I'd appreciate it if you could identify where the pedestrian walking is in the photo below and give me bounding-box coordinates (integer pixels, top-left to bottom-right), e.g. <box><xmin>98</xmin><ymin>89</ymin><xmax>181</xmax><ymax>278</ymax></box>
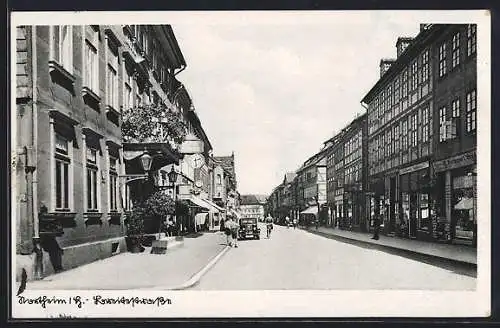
<box><xmin>229</xmin><ymin>217</ymin><xmax>239</xmax><ymax>248</ymax></box>
<box><xmin>293</xmin><ymin>217</ymin><xmax>298</xmax><ymax>229</ymax></box>
<box><xmin>224</xmin><ymin>218</ymin><xmax>232</xmax><ymax>246</ymax></box>
<box><xmin>315</xmin><ymin>217</ymin><xmax>319</xmax><ymax>230</ymax></box>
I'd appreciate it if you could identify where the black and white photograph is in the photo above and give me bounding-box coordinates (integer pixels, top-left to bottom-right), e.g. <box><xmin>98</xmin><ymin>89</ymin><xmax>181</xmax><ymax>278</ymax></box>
<box><xmin>10</xmin><ymin>10</ymin><xmax>490</xmax><ymax>318</ymax></box>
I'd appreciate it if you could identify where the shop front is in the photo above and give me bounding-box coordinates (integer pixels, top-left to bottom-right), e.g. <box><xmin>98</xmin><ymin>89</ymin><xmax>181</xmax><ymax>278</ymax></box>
<box><xmin>398</xmin><ymin>161</ymin><xmax>431</xmax><ymax>241</ymax></box>
<box><xmin>433</xmin><ymin>151</ymin><xmax>476</xmax><ymax>246</ymax></box>
<box><xmin>367</xmin><ymin>176</ymin><xmax>385</xmax><ymax>232</ymax></box>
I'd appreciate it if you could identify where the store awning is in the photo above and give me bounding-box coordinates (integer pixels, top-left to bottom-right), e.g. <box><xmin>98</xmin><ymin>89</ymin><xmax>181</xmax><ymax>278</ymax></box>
<box><xmin>454</xmin><ymin>198</ymin><xmax>474</xmax><ymax>210</ymax></box>
<box><xmin>195</xmin><ymin>213</ymin><xmax>208</xmax><ymax>225</ymax></box>
<box><xmin>202</xmin><ymin>198</ymin><xmax>224</xmax><ymax>213</ymax></box>
<box><xmin>179</xmin><ymin>195</ymin><xmax>210</xmax><ymax>211</ymax></box>
<box><xmin>300</xmin><ymin>206</ymin><xmax>318</xmax><ymax>215</ymax></box>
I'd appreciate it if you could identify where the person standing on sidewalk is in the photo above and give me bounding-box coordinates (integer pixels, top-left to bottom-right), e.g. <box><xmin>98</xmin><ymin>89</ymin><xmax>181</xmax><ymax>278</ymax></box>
<box><xmin>372</xmin><ymin>208</ymin><xmax>381</xmax><ymax>240</ymax></box>
<box><xmin>293</xmin><ymin>217</ymin><xmax>298</xmax><ymax>229</ymax></box>
<box><xmin>229</xmin><ymin>217</ymin><xmax>239</xmax><ymax>248</ymax></box>
<box><xmin>224</xmin><ymin>218</ymin><xmax>232</xmax><ymax>246</ymax></box>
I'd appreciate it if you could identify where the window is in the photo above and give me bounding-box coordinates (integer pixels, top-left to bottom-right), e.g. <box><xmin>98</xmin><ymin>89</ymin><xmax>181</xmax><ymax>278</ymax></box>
<box><xmin>394</xmin><ymin>77</ymin><xmax>400</xmax><ymax>103</ymax></box>
<box><xmin>402</xmin><ymin>69</ymin><xmax>408</xmax><ymax>98</ymax></box>
<box><xmin>452</xmin><ymin>32</ymin><xmax>460</xmax><ymax>68</ymax></box>
<box><xmin>419</xmin><ymin>193</ymin><xmax>430</xmax><ymax>230</ymax></box>
<box><xmin>422</xmin><ymin>50</ymin><xmax>429</xmax><ymax>82</ymax></box>
<box><xmin>84</xmin><ymin>27</ymin><xmax>99</xmax><ymax>93</ymax></box>
<box><xmin>109</xmin><ymin>156</ymin><xmax>118</xmax><ymax>212</ymax></box>
<box><xmin>106</xmin><ymin>43</ymin><xmax>119</xmax><ymax>109</ymax></box>
<box><xmin>402</xmin><ymin>119</ymin><xmax>408</xmax><ymax>150</ymax></box>
<box><xmin>467</xmin><ymin>24</ymin><xmax>477</xmax><ymax>57</ymax></box>
<box><xmin>217</xmin><ymin>174</ymin><xmax>222</xmax><ymax>185</ymax></box>
<box><xmin>422</xmin><ymin>105</ymin><xmax>430</xmax><ymax>142</ymax></box>
<box><xmin>439</xmin><ymin>42</ymin><xmax>447</xmax><ymax>77</ymax></box>
<box><xmin>411</xmin><ymin>60</ymin><xmax>418</xmax><ymax>91</ymax></box>
<box><xmin>466</xmin><ymin>89</ymin><xmax>477</xmax><ymax>132</ymax></box>
<box><xmin>411</xmin><ymin>114</ymin><xmax>418</xmax><ymax>147</ymax></box>
<box><xmin>439</xmin><ymin>106</ymin><xmax>447</xmax><ymax>142</ymax></box>
<box><xmin>55</xmin><ymin>133</ymin><xmax>71</xmax><ymax>211</ymax></box>
<box><xmin>50</xmin><ymin>25</ymin><xmax>73</xmax><ymax>73</ymax></box>
<box><xmin>86</xmin><ymin>146</ymin><xmax>99</xmax><ymax>211</ymax></box>
<box><xmin>452</xmin><ymin>98</ymin><xmax>460</xmax><ymax>118</ymax></box>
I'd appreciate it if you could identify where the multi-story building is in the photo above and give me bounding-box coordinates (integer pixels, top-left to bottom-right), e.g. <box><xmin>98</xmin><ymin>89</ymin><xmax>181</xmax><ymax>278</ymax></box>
<box><xmin>239</xmin><ymin>195</ymin><xmax>267</xmax><ymax>221</ymax></box>
<box><xmin>213</xmin><ymin>153</ymin><xmax>240</xmax><ymax>219</ymax></box>
<box><xmin>361</xmin><ymin>24</ymin><xmax>477</xmax><ymax>245</ymax></box>
<box><xmin>15</xmin><ymin>24</ymin><xmax>187</xmax><ymax>280</ymax></box>
<box><xmin>296</xmin><ymin>150</ymin><xmax>328</xmax><ymax>225</ymax></box>
<box><xmin>432</xmin><ymin>24</ymin><xmax>477</xmax><ymax>245</ymax></box>
<box><xmin>281</xmin><ymin>172</ymin><xmax>297</xmax><ymax>220</ymax></box>
<box><xmin>325</xmin><ymin>113</ymin><xmax>368</xmax><ymax>231</ymax></box>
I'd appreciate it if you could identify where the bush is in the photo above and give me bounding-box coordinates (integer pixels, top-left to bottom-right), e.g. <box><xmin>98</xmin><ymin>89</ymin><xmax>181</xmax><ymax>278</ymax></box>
<box><xmin>126</xmin><ymin>207</ymin><xmax>145</xmax><ymax>237</ymax></box>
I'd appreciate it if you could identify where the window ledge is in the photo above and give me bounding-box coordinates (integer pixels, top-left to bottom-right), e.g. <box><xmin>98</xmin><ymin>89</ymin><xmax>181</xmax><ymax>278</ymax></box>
<box><xmin>49</xmin><ymin>60</ymin><xmax>76</xmax><ymax>84</ymax></box>
<box><xmin>82</xmin><ymin>86</ymin><xmax>101</xmax><ymax>103</ymax></box>
<box><xmin>106</xmin><ymin>105</ymin><xmax>120</xmax><ymax>117</ymax></box>
<box><xmin>41</xmin><ymin>211</ymin><xmax>77</xmax><ymax>220</ymax></box>
<box><xmin>84</xmin><ymin>212</ymin><xmax>103</xmax><ymax>226</ymax></box>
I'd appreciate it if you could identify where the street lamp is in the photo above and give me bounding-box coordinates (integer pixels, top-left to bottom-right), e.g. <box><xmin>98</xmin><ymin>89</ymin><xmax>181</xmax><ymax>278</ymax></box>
<box><xmin>140</xmin><ymin>153</ymin><xmax>153</xmax><ymax>173</ymax></box>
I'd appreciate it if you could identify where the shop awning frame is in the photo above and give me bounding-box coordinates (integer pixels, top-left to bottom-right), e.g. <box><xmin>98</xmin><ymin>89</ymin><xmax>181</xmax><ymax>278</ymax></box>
<box><xmin>300</xmin><ymin>206</ymin><xmax>318</xmax><ymax>215</ymax></box>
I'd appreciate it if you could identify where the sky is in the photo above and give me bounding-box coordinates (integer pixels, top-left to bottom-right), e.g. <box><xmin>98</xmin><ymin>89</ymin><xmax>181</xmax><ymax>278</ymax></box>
<box><xmin>172</xmin><ymin>12</ymin><xmax>421</xmax><ymax>195</ymax></box>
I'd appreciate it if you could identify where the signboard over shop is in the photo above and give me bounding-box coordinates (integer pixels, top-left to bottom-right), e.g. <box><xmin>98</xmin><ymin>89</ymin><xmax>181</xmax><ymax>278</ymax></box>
<box><xmin>433</xmin><ymin>151</ymin><xmax>476</xmax><ymax>172</ymax></box>
<box><xmin>399</xmin><ymin>161</ymin><xmax>429</xmax><ymax>175</ymax></box>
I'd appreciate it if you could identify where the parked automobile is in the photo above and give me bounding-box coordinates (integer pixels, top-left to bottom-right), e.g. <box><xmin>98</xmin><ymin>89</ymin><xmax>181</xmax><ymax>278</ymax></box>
<box><xmin>238</xmin><ymin>218</ymin><xmax>261</xmax><ymax>240</ymax></box>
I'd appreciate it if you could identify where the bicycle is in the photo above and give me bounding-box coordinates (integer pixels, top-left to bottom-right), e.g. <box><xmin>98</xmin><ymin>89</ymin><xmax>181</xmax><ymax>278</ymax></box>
<box><xmin>266</xmin><ymin>224</ymin><xmax>273</xmax><ymax>238</ymax></box>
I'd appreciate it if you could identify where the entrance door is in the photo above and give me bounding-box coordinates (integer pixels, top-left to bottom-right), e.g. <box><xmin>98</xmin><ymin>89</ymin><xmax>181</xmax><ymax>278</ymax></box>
<box><xmin>389</xmin><ymin>177</ymin><xmax>396</xmax><ymax>234</ymax></box>
<box><xmin>409</xmin><ymin>193</ymin><xmax>418</xmax><ymax>238</ymax></box>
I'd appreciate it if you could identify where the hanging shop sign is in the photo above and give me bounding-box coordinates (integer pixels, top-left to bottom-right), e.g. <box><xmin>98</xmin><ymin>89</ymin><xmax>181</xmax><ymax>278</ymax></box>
<box><xmin>179</xmin><ymin>133</ymin><xmax>204</xmax><ymax>154</ymax></box>
<box><xmin>433</xmin><ymin>151</ymin><xmax>476</xmax><ymax>172</ymax></box>
<box><xmin>399</xmin><ymin>161</ymin><xmax>429</xmax><ymax>175</ymax></box>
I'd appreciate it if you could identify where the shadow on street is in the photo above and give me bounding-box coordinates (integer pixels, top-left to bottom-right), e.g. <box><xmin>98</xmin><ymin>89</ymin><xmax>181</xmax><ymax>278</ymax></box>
<box><xmin>310</xmin><ymin>229</ymin><xmax>477</xmax><ymax>278</ymax></box>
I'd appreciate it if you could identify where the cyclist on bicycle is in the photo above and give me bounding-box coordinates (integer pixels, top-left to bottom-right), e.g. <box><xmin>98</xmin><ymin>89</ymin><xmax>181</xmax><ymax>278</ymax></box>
<box><xmin>265</xmin><ymin>215</ymin><xmax>274</xmax><ymax>238</ymax></box>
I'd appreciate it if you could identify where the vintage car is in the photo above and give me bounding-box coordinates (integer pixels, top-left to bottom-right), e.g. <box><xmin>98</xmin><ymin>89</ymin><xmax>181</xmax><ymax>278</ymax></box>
<box><xmin>238</xmin><ymin>218</ymin><xmax>261</xmax><ymax>240</ymax></box>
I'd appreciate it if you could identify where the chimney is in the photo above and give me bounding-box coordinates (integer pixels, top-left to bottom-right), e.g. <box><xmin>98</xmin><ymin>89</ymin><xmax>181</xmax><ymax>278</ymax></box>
<box><xmin>420</xmin><ymin>24</ymin><xmax>432</xmax><ymax>32</ymax></box>
<box><xmin>379</xmin><ymin>58</ymin><xmax>396</xmax><ymax>77</ymax></box>
<box><xmin>396</xmin><ymin>37</ymin><xmax>414</xmax><ymax>58</ymax></box>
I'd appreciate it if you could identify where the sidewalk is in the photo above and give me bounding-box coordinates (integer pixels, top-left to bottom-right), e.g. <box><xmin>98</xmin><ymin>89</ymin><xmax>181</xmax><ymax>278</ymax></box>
<box><xmin>26</xmin><ymin>232</ymin><xmax>229</xmax><ymax>290</ymax></box>
<box><xmin>302</xmin><ymin>225</ymin><xmax>477</xmax><ymax>266</ymax></box>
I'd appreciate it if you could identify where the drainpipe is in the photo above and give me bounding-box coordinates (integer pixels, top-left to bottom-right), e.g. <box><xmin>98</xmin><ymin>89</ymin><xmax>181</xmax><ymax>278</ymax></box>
<box><xmin>31</xmin><ymin>25</ymin><xmax>43</xmax><ymax>279</ymax></box>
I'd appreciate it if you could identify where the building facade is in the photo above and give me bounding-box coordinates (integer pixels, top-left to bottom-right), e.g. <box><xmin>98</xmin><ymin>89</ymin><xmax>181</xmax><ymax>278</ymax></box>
<box><xmin>296</xmin><ymin>151</ymin><xmax>328</xmax><ymax>225</ymax></box>
<box><xmin>15</xmin><ymin>24</ymin><xmax>190</xmax><ymax>280</ymax></box>
<box><xmin>240</xmin><ymin>195</ymin><xmax>267</xmax><ymax>221</ymax></box>
<box><xmin>431</xmin><ymin>24</ymin><xmax>477</xmax><ymax>245</ymax></box>
<box><xmin>361</xmin><ymin>24</ymin><xmax>477</xmax><ymax>245</ymax></box>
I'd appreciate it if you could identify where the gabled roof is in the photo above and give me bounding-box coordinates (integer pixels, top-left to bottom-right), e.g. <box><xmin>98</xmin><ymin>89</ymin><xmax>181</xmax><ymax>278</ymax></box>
<box><xmin>214</xmin><ymin>153</ymin><xmax>236</xmax><ymax>184</ymax></box>
<box><xmin>284</xmin><ymin>172</ymin><xmax>297</xmax><ymax>184</ymax></box>
<box><xmin>240</xmin><ymin>194</ymin><xmax>267</xmax><ymax>205</ymax></box>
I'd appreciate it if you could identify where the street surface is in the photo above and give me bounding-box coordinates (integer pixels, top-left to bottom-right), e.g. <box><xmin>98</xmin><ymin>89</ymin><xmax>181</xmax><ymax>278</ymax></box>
<box><xmin>193</xmin><ymin>223</ymin><xmax>476</xmax><ymax>290</ymax></box>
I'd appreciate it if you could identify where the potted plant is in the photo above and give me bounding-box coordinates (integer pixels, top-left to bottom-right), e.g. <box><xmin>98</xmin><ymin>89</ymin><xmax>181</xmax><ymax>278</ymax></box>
<box><xmin>125</xmin><ymin>207</ymin><xmax>145</xmax><ymax>253</ymax></box>
<box><xmin>143</xmin><ymin>191</ymin><xmax>176</xmax><ymax>240</ymax></box>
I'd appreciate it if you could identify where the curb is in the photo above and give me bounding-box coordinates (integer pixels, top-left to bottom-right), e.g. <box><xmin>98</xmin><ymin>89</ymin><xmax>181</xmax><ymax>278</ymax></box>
<box><xmin>169</xmin><ymin>245</ymin><xmax>231</xmax><ymax>290</ymax></box>
<box><xmin>141</xmin><ymin>245</ymin><xmax>231</xmax><ymax>291</ymax></box>
<box><xmin>302</xmin><ymin>228</ymin><xmax>477</xmax><ymax>268</ymax></box>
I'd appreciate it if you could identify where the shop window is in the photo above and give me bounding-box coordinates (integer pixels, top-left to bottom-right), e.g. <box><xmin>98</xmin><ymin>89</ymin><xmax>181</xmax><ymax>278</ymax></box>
<box><xmin>419</xmin><ymin>193</ymin><xmax>429</xmax><ymax>230</ymax></box>
<box><xmin>452</xmin><ymin>173</ymin><xmax>475</xmax><ymax>241</ymax></box>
